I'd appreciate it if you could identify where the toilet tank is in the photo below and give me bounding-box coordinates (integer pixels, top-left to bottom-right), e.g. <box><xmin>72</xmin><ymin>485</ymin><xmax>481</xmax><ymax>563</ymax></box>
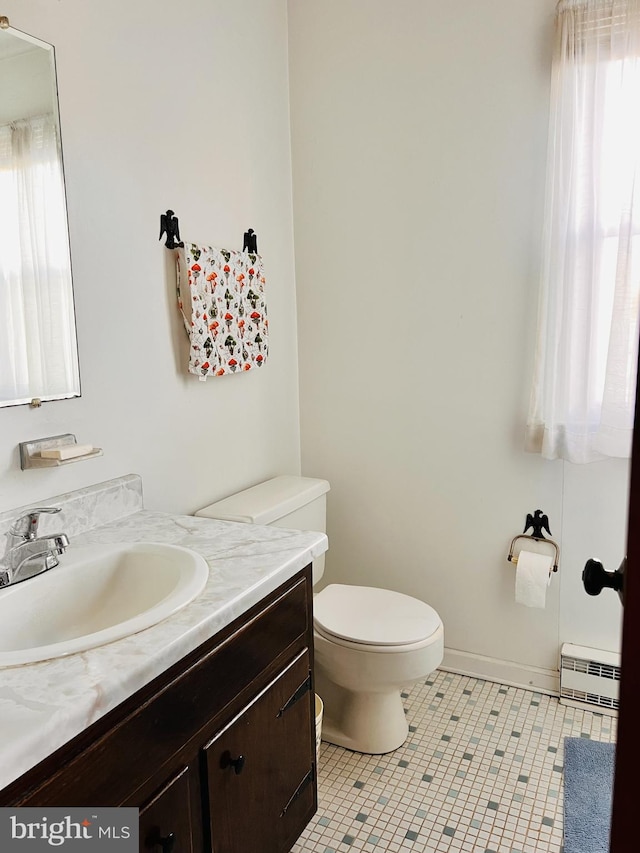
<box><xmin>196</xmin><ymin>475</ymin><xmax>330</xmax><ymax>581</ymax></box>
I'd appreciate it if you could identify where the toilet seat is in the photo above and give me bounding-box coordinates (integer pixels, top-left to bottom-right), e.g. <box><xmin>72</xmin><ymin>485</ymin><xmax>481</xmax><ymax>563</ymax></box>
<box><xmin>313</xmin><ymin>584</ymin><xmax>442</xmax><ymax>651</ymax></box>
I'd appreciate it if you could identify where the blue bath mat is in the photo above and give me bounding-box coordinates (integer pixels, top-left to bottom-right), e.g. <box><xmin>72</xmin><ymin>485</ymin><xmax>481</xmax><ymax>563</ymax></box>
<box><xmin>563</xmin><ymin>737</ymin><xmax>615</xmax><ymax>853</ymax></box>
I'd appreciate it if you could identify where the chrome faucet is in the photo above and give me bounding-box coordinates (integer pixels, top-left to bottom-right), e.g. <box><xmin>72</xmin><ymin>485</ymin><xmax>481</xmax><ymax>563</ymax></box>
<box><xmin>0</xmin><ymin>507</ymin><xmax>69</xmax><ymax>588</ymax></box>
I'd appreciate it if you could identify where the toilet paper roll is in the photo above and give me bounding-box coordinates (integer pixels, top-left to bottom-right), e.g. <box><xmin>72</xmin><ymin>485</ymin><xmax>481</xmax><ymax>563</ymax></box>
<box><xmin>515</xmin><ymin>550</ymin><xmax>553</xmax><ymax>608</ymax></box>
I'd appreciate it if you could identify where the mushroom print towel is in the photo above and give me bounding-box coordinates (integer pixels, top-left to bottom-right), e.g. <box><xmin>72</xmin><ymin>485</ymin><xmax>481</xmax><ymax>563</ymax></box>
<box><xmin>176</xmin><ymin>242</ymin><xmax>268</xmax><ymax>379</ymax></box>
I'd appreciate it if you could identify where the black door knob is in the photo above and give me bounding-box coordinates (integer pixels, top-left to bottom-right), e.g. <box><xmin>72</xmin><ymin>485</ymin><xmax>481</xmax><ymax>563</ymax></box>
<box><xmin>582</xmin><ymin>557</ymin><xmax>625</xmax><ymax>605</ymax></box>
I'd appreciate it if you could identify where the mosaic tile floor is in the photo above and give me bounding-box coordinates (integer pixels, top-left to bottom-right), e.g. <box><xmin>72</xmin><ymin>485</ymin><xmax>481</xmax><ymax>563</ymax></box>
<box><xmin>292</xmin><ymin>669</ymin><xmax>617</xmax><ymax>853</ymax></box>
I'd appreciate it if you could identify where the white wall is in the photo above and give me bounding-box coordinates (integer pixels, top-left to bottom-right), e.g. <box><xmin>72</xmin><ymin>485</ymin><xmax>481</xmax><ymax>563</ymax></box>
<box><xmin>288</xmin><ymin>0</ymin><xmax>628</xmax><ymax>678</ymax></box>
<box><xmin>0</xmin><ymin>0</ymin><xmax>301</xmax><ymax>515</ymax></box>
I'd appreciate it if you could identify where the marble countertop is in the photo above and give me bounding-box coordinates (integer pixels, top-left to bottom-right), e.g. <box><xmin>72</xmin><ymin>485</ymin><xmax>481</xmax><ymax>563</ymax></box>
<box><xmin>0</xmin><ymin>509</ymin><xmax>327</xmax><ymax>792</ymax></box>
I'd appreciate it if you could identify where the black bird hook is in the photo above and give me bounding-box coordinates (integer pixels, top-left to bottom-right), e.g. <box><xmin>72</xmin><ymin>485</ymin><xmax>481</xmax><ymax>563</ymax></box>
<box><xmin>523</xmin><ymin>509</ymin><xmax>552</xmax><ymax>540</ymax></box>
<box><xmin>243</xmin><ymin>228</ymin><xmax>258</xmax><ymax>254</ymax></box>
<box><xmin>159</xmin><ymin>209</ymin><xmax>184</xmax><ymax>249</ymax></box>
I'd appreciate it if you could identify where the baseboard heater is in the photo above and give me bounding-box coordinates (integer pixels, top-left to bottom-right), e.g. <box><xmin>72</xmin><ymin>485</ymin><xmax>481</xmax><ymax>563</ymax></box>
<box><xmin>560</xmin><ymin>643</ymin><xmax>620</xmax><ymax>716</ymax></box>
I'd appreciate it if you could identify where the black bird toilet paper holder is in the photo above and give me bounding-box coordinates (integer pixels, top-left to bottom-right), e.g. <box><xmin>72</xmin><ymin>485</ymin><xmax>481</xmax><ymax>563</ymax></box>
<box><xmin>507</xmin><ymin>510</ymin><xmax>560</xmax><ymax>573</ymax></box>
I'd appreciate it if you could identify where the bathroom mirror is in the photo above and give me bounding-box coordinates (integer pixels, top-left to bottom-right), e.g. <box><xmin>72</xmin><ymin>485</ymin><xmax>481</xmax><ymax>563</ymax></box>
<box><xmin>0</xmin><ymin>24</ymin><xmax>80</xmax><ymax>408</ymax></box>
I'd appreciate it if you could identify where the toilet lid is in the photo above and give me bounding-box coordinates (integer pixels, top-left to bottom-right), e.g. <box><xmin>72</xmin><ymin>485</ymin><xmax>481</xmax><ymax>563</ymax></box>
<box><xmin>313</xmin><ymin>584</ymin><xmax>442</xmax><ymax>647</ymax></box>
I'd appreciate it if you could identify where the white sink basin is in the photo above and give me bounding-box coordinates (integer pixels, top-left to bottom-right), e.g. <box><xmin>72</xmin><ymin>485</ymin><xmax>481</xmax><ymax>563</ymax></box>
<box><xmin>0</xmin><ymin>542</ymin><xmax>209</xmax><ymax>667</ymax></box>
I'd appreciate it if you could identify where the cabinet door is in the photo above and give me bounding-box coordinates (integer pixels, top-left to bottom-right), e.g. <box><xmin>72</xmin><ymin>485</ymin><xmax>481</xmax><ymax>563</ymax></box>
<box><xmin>203</xmin><ymin>650</ymin><xmax>316</xmax><ymax>853</ymax></box>
<box><xmin>139</xmin><ymin>764</ymin><xmax>201</xmax><ymax>853</ymax></box>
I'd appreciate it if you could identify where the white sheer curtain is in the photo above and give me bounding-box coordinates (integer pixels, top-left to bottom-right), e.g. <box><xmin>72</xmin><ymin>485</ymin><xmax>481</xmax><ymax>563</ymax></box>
<box><xmin>0</xmin><ymin>114</ymin><xmax>79</xmax><ymax>406</ymax></box>
<box><xmin>526</xmin><ymin>0</ymin><xmax>640</xmax><ymax>462</ymax></box>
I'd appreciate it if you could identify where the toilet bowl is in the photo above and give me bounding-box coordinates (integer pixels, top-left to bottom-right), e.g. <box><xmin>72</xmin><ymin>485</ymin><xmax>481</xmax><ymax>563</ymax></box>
<box><xmin>313</xmin><ymin>584</ymin><xmax>443</xmax><ymax>753</ymax></box>
<box><xmin>196</xmin><ymin>475</ymin><xmax>444</xmax><ymax>755</ymax></box>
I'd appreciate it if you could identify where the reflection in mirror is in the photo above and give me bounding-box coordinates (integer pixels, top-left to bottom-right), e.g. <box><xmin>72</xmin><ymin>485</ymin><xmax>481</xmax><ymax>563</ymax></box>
<box><xmin>0</xmin><ymin>26</ymin><xmax>80</xmax><ymax>408</ymax></box>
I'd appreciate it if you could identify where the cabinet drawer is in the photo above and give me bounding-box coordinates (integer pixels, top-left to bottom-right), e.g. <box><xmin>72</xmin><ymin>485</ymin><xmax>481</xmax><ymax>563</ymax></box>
<box><xmin>11</xmin><ymin>572</ymin><xmax>311</xmax><ymax>807</ymax></box>
<box><xmin>203</xmin><ymin>650</ymin><xmax>316</xmax><ymax>853</ymax></box>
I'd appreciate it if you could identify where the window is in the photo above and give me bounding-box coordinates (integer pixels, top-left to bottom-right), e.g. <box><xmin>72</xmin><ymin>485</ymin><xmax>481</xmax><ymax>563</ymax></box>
<box><xmin>526</xmin><ymin>0</ymin><xmax>640</xmax><ymax>463</ymax></box>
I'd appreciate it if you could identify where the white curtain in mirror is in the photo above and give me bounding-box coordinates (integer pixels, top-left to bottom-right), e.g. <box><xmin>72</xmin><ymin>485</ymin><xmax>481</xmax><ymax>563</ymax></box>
<box><xmin>0</xmin><ymin>113</ymin><xmax>79</xmax><ymax>406</ymax></box>
<box><xmin>526</xmin><ymin>0</ymin><xmax>640</xmax><ymax>463</ymax></box>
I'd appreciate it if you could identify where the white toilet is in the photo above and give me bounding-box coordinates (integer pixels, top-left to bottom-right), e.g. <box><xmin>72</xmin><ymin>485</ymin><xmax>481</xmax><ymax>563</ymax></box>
<box><xmin>196</xmin><ymin>475</ymin><xmax>444</xmax><ymax>755</ymax></box>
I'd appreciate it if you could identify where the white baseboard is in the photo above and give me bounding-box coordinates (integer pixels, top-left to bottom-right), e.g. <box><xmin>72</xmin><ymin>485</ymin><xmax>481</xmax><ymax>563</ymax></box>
<box><xmin>441</xmin><ymin>648</ymin><xmax>560</xmax><ymax>696</ymax></box>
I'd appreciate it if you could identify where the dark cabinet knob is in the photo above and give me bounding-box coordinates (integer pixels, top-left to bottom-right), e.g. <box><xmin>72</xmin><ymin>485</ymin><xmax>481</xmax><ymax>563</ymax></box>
<box><xmin>582</xmin><ymin>557</ymin><xmax>625</xmax><ymax>605</ymax></box>
<box><xmin>155</xmin><ymin>832</ymin><xmax>175</xmax><ymax>853</ymax></box>
<box><xmin>230</xmin><ymin>754</ymin><xmax>245</xmax><ymax>774</ymax></box>
<box><xmin>221</xmin><ymin>751</ymin><xmax>246</xmax><ymax>774</ymax></box>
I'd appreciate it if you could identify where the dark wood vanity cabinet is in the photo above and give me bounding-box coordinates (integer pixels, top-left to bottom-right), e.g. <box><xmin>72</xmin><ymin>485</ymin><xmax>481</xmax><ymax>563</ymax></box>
<box><xmin>0</xmin><ymin>566</ymin><xmax>317</xmax><ymax>853</ymax></box>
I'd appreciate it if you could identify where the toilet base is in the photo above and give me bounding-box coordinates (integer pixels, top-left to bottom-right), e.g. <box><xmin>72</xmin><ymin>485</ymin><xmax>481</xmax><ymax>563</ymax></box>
<box><xmin>315</xmin><ymin>671</ymin><xmax>410</xmax><ymax>754</ymax></box>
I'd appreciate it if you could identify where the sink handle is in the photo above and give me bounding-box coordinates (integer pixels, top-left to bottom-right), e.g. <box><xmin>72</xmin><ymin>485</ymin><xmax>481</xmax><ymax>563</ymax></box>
<box><xmin>9</xmin><ymin>507</ymin><xmax>61</xmax><ymax>542</ymax></box>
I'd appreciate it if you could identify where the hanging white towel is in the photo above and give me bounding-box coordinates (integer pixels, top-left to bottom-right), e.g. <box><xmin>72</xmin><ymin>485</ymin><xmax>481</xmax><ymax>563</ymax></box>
<box><xmin>176</xmin><ymin>242</ymin><xmax>268</xmax><ymax>379</ymax></box>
